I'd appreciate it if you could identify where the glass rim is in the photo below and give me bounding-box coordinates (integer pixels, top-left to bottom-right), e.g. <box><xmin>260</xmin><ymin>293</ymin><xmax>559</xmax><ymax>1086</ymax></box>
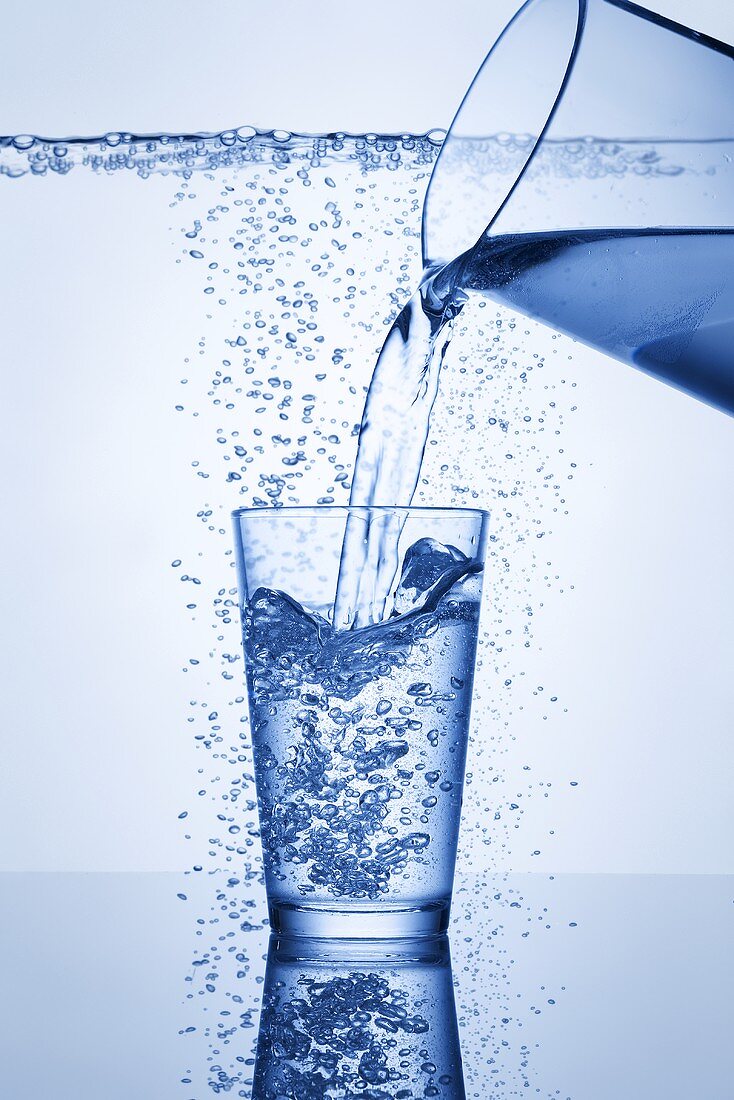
<box><xmin>231</xmin><ymin>504</ymin><xmax>490</xmax><ymax>520</ymax></box>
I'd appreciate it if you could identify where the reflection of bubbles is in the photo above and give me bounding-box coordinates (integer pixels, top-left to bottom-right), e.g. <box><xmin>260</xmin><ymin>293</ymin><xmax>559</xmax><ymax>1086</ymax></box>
<box><xmin>178</xmin><ymin>872</ymin><xmax>574</xmax><ymax>1097</ymax></box>
<box><xmin>254</xmin><ymin>935</ymin><xmax>464</xmax><ymax>1099</ymax></box>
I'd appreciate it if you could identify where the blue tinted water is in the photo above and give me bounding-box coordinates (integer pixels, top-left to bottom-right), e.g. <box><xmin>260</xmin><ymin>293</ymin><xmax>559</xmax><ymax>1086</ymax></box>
<box><xmin>254</xmin><ymin>934</ymin><xmax>465</xmax><ymax>1098</ymax></box>
<box><xmin>466</xmin><ymin>228</ymin><xmax>734</xmax><ymax>415</ymax></box>
<box><xmin>243</xmin><ymin>539</ymin><xmax>482</xmax><ymax>933</ymax></box>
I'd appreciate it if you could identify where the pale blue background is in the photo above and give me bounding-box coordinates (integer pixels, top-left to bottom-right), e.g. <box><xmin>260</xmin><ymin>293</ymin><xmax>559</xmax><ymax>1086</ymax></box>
<box><xmin>1</xmin><ymin>0</ymin><xmax>733</xmax><ymax>875</ymax></box>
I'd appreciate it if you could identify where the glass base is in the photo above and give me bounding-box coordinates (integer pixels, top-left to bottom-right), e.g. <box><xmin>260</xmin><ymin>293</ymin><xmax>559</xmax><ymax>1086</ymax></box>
<box><xmin>268</xmin><ymin>899</ymin><xmax>451</xmax><ymax>939</ymax></box>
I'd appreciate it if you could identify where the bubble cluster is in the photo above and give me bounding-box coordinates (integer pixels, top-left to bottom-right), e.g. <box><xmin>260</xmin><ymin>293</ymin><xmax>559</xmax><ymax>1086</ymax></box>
<box><xmin>0</xmin><ymin>127</ymin><xmax>441</xmax><ymax>179</ymax></box>
<box><xmin>253</xmin><ymin>959</ymin><xmax>461</xmax><ymax>1098</ymax></box>
<box><xmin>243</xmin><ymin>542</ymin><xmax>482</xmax><ymax>903</ymax></box>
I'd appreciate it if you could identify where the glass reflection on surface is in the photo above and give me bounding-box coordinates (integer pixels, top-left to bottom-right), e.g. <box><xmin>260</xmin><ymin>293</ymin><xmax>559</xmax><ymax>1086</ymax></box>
<box><xmin>252</xmin><ymin>934</ymin><xmax>465</xmax><ymax>1099</ymax></box>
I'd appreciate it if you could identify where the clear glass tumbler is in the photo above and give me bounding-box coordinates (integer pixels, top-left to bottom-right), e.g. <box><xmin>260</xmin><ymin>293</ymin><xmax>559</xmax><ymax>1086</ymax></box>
<box><xmin>232</xmin><ymin>505</ymin><xmax>489</xmax><ymax>937</ymax></box>
<box><xmin>253</xmin><ymin>934</ymin><xmax>465</xmax><ymax>1098</ymax></box>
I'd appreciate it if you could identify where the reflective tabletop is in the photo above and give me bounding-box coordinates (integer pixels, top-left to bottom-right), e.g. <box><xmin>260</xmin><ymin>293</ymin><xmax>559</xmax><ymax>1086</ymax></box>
<box><xmin>0</xmin><ymin>872</ymin><xmax>731</xmax><ymax>1098</ymax></box>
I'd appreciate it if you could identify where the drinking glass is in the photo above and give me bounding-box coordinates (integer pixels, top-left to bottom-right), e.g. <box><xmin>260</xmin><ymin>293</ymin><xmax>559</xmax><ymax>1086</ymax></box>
<box><xmin>424</xmin><ymin>0</ymin><xmax>734</xmax><ymax>413</ymax></box>
<box><xmin>253</xmin><ymin>933</ymin><xmax>465</xmax><ymax>1098</ymax></box>
<box><xmin>232</xmin><ymin>505</ymin><xmax>488</xmax><ymax>937</ymax></box>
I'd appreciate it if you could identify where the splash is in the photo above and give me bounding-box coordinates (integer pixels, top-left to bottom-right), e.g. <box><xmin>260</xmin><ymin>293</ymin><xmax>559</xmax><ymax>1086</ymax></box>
<box><xmin>3</xmin><ymin>126</ymin><xmax>588</xmax><ymax>880</ymax></box>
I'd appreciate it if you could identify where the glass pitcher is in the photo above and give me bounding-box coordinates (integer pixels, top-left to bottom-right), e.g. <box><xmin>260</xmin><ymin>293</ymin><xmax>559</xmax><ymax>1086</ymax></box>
<box><xmin>424</xmin><ymin>0</ymin><xmax>734</xmax><ymax>414</ymax></box>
